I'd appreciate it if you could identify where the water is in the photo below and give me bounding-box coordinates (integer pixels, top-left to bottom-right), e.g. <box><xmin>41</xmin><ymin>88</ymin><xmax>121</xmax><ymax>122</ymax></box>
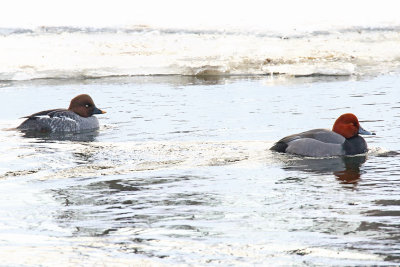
<box><xmin>2</xmin><ymin>2</ymin><xmax>400</xmax><ymax>265</ymax></box>
<box><xmin>0</xmin><ymin>74</ymin><xmax>400</xmax><ymax>266</ymax></box>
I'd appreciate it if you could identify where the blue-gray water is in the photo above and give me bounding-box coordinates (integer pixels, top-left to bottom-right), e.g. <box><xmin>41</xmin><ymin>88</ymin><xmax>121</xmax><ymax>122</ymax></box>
<box><xmin>0</xmin><ymin>74</ymin><xmax>400</xmax><ymax>266</ymax></box>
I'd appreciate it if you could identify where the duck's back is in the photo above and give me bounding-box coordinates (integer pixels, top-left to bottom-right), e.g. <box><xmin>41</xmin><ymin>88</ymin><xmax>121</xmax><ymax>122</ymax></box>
<box><xmin>17</xmin><ymin>109</ymin><xmax>99</xmax><ymax>133</ymax></box>
<box><xmin>270</xmin><ymin>129</ymin><xmax>346</xmax><ymax>157</ymax></box>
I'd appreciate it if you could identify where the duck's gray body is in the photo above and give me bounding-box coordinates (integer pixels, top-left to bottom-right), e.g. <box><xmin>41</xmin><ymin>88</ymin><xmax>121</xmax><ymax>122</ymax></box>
<box><xmin>270</xmin><ymin>129</ymin><xmax>368</xmax><ymax>157</ymax></box>
<box><xmin>17</xmin><ymin>109</ymin><xmax>99</xmax><ymax>133</ymax></box>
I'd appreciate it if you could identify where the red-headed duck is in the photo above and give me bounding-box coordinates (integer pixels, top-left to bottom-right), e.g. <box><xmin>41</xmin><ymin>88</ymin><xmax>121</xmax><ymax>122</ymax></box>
<box><xmin>17</xmin><ymin>94</ymin><xmax>106</xmax><ymax>133</ymax></box>
<box><xmin>270</xmin><ymin>113</ymin><xmax>375</xmax><ymax>157</ymax></box>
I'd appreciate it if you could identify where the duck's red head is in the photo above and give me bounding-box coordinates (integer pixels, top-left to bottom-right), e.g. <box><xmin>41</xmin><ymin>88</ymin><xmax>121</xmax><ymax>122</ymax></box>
<box><xmin>332</xmin><ymin>113</ymin><xmax>374</xmax><ymax>139</ymax></box>
<box><xmin>68</xmin><ymin>94</ymin><xmax>106</xmax><ymax>118</ymax></box>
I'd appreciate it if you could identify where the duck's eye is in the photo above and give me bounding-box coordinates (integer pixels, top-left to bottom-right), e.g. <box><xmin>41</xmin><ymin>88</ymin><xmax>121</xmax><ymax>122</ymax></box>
<box><xmin>85</xmin><ymin>104</ymin><xmax>91</xmax><ymax>108</ymax></box>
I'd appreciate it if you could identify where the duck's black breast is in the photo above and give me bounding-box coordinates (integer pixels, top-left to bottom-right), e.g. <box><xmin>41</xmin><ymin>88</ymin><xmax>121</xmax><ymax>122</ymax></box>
<box><xmin>343</xmin><ymin>136</ymin><xmax>368</xmax><ymax>155</ymax></box>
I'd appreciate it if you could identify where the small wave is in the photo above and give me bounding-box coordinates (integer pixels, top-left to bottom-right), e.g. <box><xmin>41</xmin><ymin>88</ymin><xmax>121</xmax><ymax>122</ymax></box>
<box><xmin>0</xmin><ymin>141</ymin><xmax>271</xmax><ymax>180</ymax></box>
<box><xmin>368</xmin><ymin>146</ymin><xmax>400</xmax><ymax>157</ymax></box>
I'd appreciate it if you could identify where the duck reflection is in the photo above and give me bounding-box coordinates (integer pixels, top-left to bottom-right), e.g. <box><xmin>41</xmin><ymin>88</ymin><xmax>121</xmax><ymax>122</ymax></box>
<box><xmin>332</xmin><ymin>156</ymin><xmax>366</xmax><ymax>183</ymax></box>
<box><xmin>19</xmin><ymin>130</ymin><xmax>98</xmax><ymax>142</ymax></box>
<box><xmin>283</xmin><ymin>155</ymin><xmax>366</xmax><ymax>184</ymax></box>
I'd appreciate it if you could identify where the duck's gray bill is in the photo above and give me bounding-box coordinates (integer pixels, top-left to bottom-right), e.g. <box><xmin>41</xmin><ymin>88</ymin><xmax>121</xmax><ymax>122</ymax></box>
<box><xmin>359</xmin><ymin>126</ymin><xmax>375</xmax><ymax>135</ymax></box>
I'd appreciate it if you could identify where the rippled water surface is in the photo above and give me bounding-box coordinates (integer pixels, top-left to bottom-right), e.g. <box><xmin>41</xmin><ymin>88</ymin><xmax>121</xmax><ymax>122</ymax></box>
<box><xmin>1</xmin><ymin>74</ymin><xmax>400</xmax><ymax>266</ymax></box>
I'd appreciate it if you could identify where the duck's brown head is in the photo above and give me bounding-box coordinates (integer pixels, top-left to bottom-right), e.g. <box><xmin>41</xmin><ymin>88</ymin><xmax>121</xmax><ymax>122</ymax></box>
<box><xmin>332</xmin><ymin>113</ymin><xmax>374</xmax><ymax>139</ymax></box>
<box><xmin>68</xmin><ymin>94</ymin><xmax>106</xmax><ymax>118</ymax></box>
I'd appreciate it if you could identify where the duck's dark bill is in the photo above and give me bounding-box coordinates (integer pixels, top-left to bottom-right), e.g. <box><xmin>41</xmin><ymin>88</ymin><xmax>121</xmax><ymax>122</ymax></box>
<box><xmin>93</xmin><ymin>107</ymin><xmax>106</xmax><ymax>114</ymax></box>
<box><xmin>359</xmin><ymin>126</ymin><xmax>375</xmax><ymax>135</ymax></box>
